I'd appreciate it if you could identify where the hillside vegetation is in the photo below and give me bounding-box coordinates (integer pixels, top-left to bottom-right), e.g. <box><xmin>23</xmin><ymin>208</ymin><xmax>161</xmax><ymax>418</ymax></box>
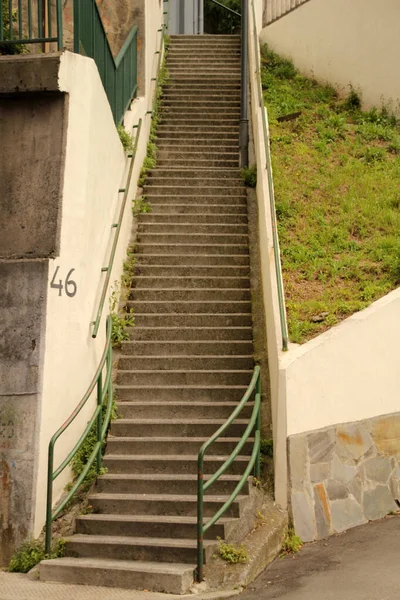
<box><xmin>262</xmin><ymin>46</ymin><xmax>400</xmax><ymax>343</ymax></box>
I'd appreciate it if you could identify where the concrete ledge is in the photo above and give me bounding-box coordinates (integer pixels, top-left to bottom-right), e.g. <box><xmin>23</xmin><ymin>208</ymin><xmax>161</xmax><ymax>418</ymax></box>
<box><xmin>0</xmin><ymin>53</ymin><xmax>62</xmax><ymax>93</ymax></box>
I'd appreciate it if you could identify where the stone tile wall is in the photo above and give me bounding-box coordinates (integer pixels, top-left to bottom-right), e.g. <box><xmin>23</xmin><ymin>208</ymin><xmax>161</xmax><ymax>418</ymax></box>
<box><xmin>289</xmin><ymin>414</ymin><xmax>400</xmax><ymax>541</ymax></box>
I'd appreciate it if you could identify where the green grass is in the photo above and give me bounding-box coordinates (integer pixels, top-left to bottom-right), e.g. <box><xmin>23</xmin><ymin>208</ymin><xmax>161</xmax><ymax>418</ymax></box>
<box><xmin>261</xmin><ymin>46</ymin><xmax>400</xmax><ymax>343</ymax></box>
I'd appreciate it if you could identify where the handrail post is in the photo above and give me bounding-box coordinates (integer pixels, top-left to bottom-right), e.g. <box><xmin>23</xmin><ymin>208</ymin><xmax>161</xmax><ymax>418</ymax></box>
<box><xmin>45</xmin><ymin>441</ymin><xmax>55</xmax><ymax>554</ymax></box>
<box><xmin>96</xmin><ymin>373</ymin><xmax>103</xmax><ymax>473</ymax></box>
<box><xmin>255</xmin><ymin>375</ymin><xmax>261</xmax><ymax>479</ymax></box>
<box><xmin>239</xmin><ymin>0</ymin><xmax>249</xmax><ymax>168</ymax></box>
<box><xmin>56</xmin><ymin>0</ymin><xmax>63</xmax><ymax>50</ymax></box>
<box><xmin>197</xmin><ymin>452</ymin><xmax>205</xmax><ymax>582</ymax></box>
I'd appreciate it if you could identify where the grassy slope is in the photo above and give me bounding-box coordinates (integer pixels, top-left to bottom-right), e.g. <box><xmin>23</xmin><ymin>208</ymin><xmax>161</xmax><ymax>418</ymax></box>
<box><xmin>261</xmin><ymin>46</ymin><xmax>400</xmax><ymax>343</ymax></box>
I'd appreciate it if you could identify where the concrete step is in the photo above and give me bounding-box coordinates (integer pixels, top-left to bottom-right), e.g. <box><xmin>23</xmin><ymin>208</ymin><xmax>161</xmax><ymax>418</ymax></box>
<box><xmin>119</xmin><ymin>339</ymin><xmax>252</xmax><ymax>356</ymax></box>
<box><xmin>159</xmin><ymin>118</ymin><xmax>239</xmax><ymax>126</ymax></box>
<box><xmin>124</xmin><ymin>300</ymin><xmax>251</xmax><ymax>314</ymax></box>
<box><xmin>133</xmin><ymin>253</ymin><xmax>249</xmax><ymax>265</ymax></box>
<box><xmin>138</xmin><ymin>205</ymin><xmax>247</xmax><ymax>216</ymax></box>
<box><xmin>65</xmin><ymin>534</ymin><xmax>216</xmax><ymax>564</ymax></box>
<box><xmin>128</xmin><ymin>288</ymin><xmax>250</xmax><ymax>302</ymax></box>
<box><xmin>143</xmin><ymin>192</ymin><xmax>246</xmax><ymax>203</ymax></box>
<box><xmin>162</xmin><ymin>108</ymin><xmax>241</xmax><ymax>117</ymax></box>
<box><xmin>155</xmin><ymin>130</ymin><xmax>239</xmax><ymax>141</ymax></box>
<box><xmin>76</xmin><ymin>514</ymin><xmax>230</xmax><ymax>540</ymax></box>
<box><xmin>105</xmin><ymin>437</ymin><xmax>253</xmax><ymax>457</ymax></box>
<box><xmin>135</xmin><ymin>244</ymin><xmax>249</xmax><ymax>256</ymax></box>
<box><xmin>143</xmin><ymin>186</ymin><xmax>245</xmax><ymax>197</ymax></box>
<box><xmin>87</xmin><ymin>492</ymin><xmax>246</xmax><ymax>517</ymax></box>
<box><xmin>117</xmin><ymin>354</ymin><xmax>253</xmax><ymax>370</ymax></box>
<box><xmin>137</xmin><ymin>224</ymin><xmax>247</xmax><ymax>234</ymax></box>
<box><xmin>102</xmin><ymin>453</ymin><xmax>251</xmax><ymax>475</ymax></box>
<box><xmin>131</xmin><ymin>275</ymin><xmax>249</xmax><ymax>288</ymax></box>
<box><xmin>162</xmin><ymin>81</ymin><xmax>241</xmax><ymax>88</ymax></box>
<box><xmin>157</xmin><ymin>158</ymin><xmax>238</xmax><ymax>168</ymax></box>
<box><xmin>116</xmin><ymin>400</ymin><xmax>254</xmax><ymax>420</ymax></box>
<box><xmin>162</xmin><ymin>98</ymin><xmax>240</xmax><ymax>107</ymax></box>
<box><xmin>95</xmin><ymin>473</ymin><xmax>243</xmax><ymax>496</ymax></box>
<box><xmin>114</xmin><ymin>384</ymin><xmax>251</xmax><ymax>402</ymax></box>
<box><xmin>155</xmin><ymin>140</ymin><xmax>239</xmax><ymax>150</ymax></box>
<box><xmin>116</xmin><ymin>369</ymin><xmax>253</xmax><ymax>386</ymax></box>
<box><xmin>147</xmin><ymin>167</ymin><xmax>242</xmax><ymax>178</ymax></box>
<box><xmin>138</xmin><ymin>213</ymin><xmax>247</xmax><ymax>225</ymax></box>
<box><xmin>168</xmin><ymin>76</ymin><xmax>241</xmax><ymax>84</ymax></box>
<box><xmin>167</xmin><ymin>58</ymin><xmax>240</xmax><ymax>64</ymax></box>
<box><xmin>128</xmin><ymin>310</ymin><xmax>252</xmax><ymax>326</ymax></box>
<box><xmin>125</xmin><ymin>327</ymin><xmax>252</xmax><ymax>341</ymax></box>
<box><xmin>39</xmin><ymin>557</ymin><xmax>194</xmax><ymax>594</ymax></box>
<box><xmin>110</xmin><ymin>418</ymin><xmax>248</xmax><ymax>439</ymax></box>
<box><xmin>132</xmin><ymin>263</ymin><xmax>249</xmax><ymax>276</ymax></box>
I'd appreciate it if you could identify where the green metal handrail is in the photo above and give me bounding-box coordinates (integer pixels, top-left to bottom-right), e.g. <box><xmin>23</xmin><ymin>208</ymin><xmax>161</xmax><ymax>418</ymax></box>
<box><xmin>74</xmin><ymin>0</ymin><xmax>138</xmax><ymax>124</ymax></box>
<box><xmin>250</xmin><ymin>0</ymin><xmax>289</xmax><ymax>351</ymax></box>
<box><xmin>45</xmin><ymin>315</ymin><xmax>113</xmax><ymax>554</ymax></box>
<box><xmin>91</xmin><ymin>118</ymin><xmax>142</xmax><ymax>338</ymax></box>
<box><xmin>196</xmin><ymin>366</ymin><xmax>261</xmax><ymax>581</ymax></box>
<box><xmin>0</xmin><ymin>0</ymin><xmax>62</xmax><ymax>49</ymax></box>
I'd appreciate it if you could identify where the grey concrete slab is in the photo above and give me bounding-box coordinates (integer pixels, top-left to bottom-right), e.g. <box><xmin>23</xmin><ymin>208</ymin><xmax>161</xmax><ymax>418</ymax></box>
<box><xmin>231</xmin><ymin>515</ymin><xmax>400</xmax><ymax>600</ymax></box>
<box><xmin>0</xmin><ymin>572</ymin><xmax>238</xmax><ymax>600</ymax></box>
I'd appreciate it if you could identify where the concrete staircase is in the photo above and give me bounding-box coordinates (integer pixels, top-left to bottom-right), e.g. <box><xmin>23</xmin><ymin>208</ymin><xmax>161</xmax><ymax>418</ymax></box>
<box><xmin>40</xmin><ymin>35</ymin><xmax>259</xmax><ymax>594</ymax></box>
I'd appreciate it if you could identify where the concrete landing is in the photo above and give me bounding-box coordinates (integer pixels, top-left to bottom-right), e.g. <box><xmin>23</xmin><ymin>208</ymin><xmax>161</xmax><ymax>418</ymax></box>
<box><xmin>0</xmin><ymin>572</ymin><xmax>239</xmax><ymax>600</ymax></box>
<box><xmin>232</xmin><ymin>514</ymin><xmax>400</xmax><ymax>600</ymax></box>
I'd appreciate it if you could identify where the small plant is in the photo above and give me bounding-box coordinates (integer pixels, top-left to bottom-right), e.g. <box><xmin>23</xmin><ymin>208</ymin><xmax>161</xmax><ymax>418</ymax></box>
<box><xmin>260</xmin><ymin>437</ymin><xmax>274</xmax><ymax>458</ymax></box>
<box><xmin>80</xmin><ymin>504</ymin><xmax>94</xmax><ymax>515</ymax></box>
<box><xmin>133</xmin><ymin>196</ymin><xmax>152</xmax><ymax>216</ymax></box>
<box><xmin>280</xmin><ymin>528</ymin><xmax>303</xmax><ymax>556</ymax></box>
<box><xmin>216</xmin><ymin>537</ymin><xmax>249</xmax><ymax>564</ymax></box>
<box><xmin>117</xmin><ymin>125</ymin><xmax>135</xmax><ymax>152</ymax></box>
<box><xmin>111</xmin><ymin>310</ymin><xmax>135</xmax><ymax>346</ymax></box>
<box><xmin>253</xmin><ymin>476</ymin><xmax>262</xmax><ymax>489</ymax></box>
<box><xmin>241</xmin><ymin>164</ymin><xmax>257</xmax><ymax>188</ymax></box>
<box><xmin>8</xmin><ymin>538</ymin><xmax>65</xmax><ymax>573</ymax></box>
<box><xmin>342</xmin><ymin>87</ymin><xmax>361</xmax><ymax>112</ymax></box>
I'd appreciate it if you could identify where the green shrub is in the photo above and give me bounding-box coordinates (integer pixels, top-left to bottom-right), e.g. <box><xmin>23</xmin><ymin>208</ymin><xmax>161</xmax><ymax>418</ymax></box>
<box><xmin>217</xmin><ymin>538</ymin><xmax>249</xmax><ymax>564</ymax></box>
<box><xmin>0</xmin><ymin>0</ymin><xmax>27</xmax><ymax>55</ymax></box>
<box><xmin>117</xmin><ymin>125</ymin><xmax>134</xmax><ymax>152</ymax></box>
<box><xmin>280</xmin><ymin>528</ymin><xmax>303</xmax><ymax>556</ymax></box>
<box><xmin>241</xmin><ymin>164</ymin><xmax>257</xmax><ymax>187</ymax></box>
<box><xmin>9</xmin><ymin>538</ymin><xmax>65</xmax><ymax>573</ymax></box>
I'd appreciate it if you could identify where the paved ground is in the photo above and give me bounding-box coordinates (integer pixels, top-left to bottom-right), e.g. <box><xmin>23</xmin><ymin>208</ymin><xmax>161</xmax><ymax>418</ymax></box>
<box><xmin>0</xmin><ymin>573</ymin><xmax>238</xmax><ymax>600</ymax></box>
<box><xmin>232</xmin><ymin>514</ymin><xmax>400</xmax><ymax>600</ymax></box>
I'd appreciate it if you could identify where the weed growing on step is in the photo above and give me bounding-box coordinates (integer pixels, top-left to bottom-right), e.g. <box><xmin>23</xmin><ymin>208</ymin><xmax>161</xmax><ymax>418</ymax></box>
<box><xmin>117</xmin><ymin>124</ymin><xmax>135</xmax><ymax>152</ymax></box>
<box><xmin>138</xmin><ymin>56</ymin><xmax>170</xmax><ymax>187</ymax></box>
<box><xmin>262</xmin><ymin>45</ymin><xmax>400</xmax><ymax>343</ymax></box>
<box><xmin>241</xmin><ymin>164</ymin><xmax>257</xmax><ymax>187</ymax></box>
<box><xmin>133</xmin><ymin>196</ymin><xmax>152</xmax><ymax>216</ymax></box>
<box><xmin>260</xmin><ymin>437</ymin><xmax>274</xmax><ymax>458</ymax></box>
<box><xmin>216</xmin><ymin>538</ymin><xmax>249</xmax><ymax>564</ymax></box>
<box><xmin>8</xmin><ymin>538</ymin><xmax>65</xmax><ymax>573</ymax></box>
<box><xmin>280</xmin><ymin>528</ymin><xmax>303</xmax><ymax>557</ymax></box>
<box><xmin>109</xmin><ymin>247</ymin><xmax>136</xmax><ymax>347</ymax></box>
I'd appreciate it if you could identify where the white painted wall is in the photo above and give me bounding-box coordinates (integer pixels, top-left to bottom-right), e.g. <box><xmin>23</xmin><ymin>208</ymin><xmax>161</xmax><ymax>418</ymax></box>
<box><xmin>248</xmin><ymin>0</ymin><xmax>288</xmax><ymax>508</ymax></box>
<box><xmin>33</xmin><ymin>0</ymin><xmax>164</xmax><ymax>534</ymax></box>
<box><xmin>283</xmin><ymin>287</ymin><xmax>400</xmax><ymax>437</ymax></box>
<box><xmin>261</xmin><ymin>0</ymin><xmax>400</xmax><ymax>114</ymax></box>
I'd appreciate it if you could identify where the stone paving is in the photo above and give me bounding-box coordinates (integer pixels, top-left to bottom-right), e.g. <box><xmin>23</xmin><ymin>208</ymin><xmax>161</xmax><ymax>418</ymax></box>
<box><xmin>0</xmin><ymin>573</ymin><xmax>239</xmax><ymax>600</ymax></box>
<box><xmin>288</xmin><ymin>414</ymin><xmax>400</xmax><ymax>541</ymax></box>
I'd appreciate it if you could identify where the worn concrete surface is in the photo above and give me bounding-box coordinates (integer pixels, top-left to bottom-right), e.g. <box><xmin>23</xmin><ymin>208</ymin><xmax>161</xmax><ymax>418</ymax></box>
<box><xmin>231</xmin><ymin>515</ymin><xmax>400</xmax><ymax>600</ymax></box>
<box><xmin>0</xmin><ymin>573</ymin><xmax>239</xmax><ymax>600</ymax></box>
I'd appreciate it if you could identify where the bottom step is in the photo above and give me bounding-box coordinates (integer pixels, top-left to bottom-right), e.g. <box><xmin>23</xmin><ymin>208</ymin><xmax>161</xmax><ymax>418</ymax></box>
<box><xmin>40</xmin><ymin>557</ymin><xmax>194</xmax><ymax>595</ymax></box>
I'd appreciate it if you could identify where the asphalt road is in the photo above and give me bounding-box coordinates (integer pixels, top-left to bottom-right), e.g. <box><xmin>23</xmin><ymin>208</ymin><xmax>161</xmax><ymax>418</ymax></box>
<box><xmin>233</xmin><ymin>515</ymin><xmax>400</xmax><ymax>600</ymax></box>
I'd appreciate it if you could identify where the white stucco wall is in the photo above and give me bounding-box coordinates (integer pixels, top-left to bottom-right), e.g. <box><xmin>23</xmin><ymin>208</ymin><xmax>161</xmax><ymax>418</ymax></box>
<box><xmin>249</xmin><ymin>1</ymin><xmax>288</xmax><ymax>508</ymax></box>
<box><xmin>33</xmin><ymin>0</ymin><xmax>164</xmax><ymax>534</ymax></box>
<box><xmin>283</xmin><ymin>287</ymin><xmax>400</xmax><ymax>437</ymax></box>
<box><xmin>260</xmin><ymin>0</ymin><xmax>400</xmax><ymax>114</ymax></box>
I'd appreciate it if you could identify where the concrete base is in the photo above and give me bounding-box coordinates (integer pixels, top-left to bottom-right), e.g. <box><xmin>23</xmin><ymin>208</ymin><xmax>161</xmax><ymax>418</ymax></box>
<box><xmin>203</xmin><ymin>495</ymin><xmax>287</xmax><ymax>591</ymax></box>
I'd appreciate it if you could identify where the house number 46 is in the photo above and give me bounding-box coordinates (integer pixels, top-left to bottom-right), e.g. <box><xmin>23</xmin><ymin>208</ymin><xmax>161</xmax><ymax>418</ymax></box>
<box><xmin>50</xmin><ymin>267</ymin><xmax>77</xmax><ymax>297</ymax></box>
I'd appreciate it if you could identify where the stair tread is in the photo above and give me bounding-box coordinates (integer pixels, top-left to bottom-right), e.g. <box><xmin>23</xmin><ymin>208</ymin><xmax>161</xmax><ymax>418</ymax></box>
<box><xmin>76</xmin><ymin>513</ymin><xmax>235</xmax><ymax>524</ymax></box>
<box><xmin>103</xmin><ymin>454</ymin><xmax>250</xmax><ymax>461</ymax></box>
<box><xmin>88</xmin><ymin>493</ymin><xmax>247</xmax><ymax>502</ymax></box>
<box><xmin>98</xmin><ymin>473</ymin><xmax>242</xmax><ymax>481</ymax></box>
<box><xmin>67</xmin><ymin>535</ymin><xmax>215</xmax><ymax>549</ymax></box>
<box><xmin>106</xmin><ymin>437</ymin><xmax>253</xmax><ymax>443</ymax></box>
<box><xmin>42</xmin><ymin>556</ymin><xmax>194</xmax><ymax>573</ymax></box>
<box><xmin>113</xmin><ymin>418</ymin><xmax>249</xmax><ymax>424</ymax></box>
